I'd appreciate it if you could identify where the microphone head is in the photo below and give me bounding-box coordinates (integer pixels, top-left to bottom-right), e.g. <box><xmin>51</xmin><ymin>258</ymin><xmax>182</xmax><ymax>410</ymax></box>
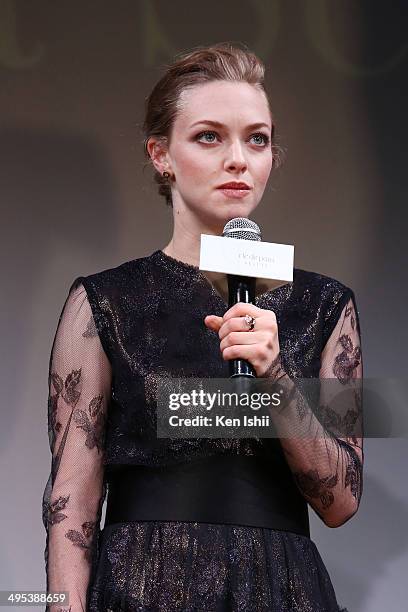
<box><xmin>222</xmin><ymin>217</ymin><xmax>262</xmax><ymax>241</ymax></box>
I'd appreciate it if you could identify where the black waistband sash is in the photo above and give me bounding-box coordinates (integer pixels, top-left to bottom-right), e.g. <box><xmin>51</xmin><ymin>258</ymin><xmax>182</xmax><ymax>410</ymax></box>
<box><xmin>105</xmin><ymin>454</ymin><xmax>310</xmax><ymax>538</ymax></box>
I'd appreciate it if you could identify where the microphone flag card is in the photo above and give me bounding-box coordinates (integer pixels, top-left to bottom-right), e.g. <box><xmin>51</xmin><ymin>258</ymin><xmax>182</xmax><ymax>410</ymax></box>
<box><xmin>199</xmin><ymin>233</ymin><xmax>294</xmax><ymax>304</ymax></box>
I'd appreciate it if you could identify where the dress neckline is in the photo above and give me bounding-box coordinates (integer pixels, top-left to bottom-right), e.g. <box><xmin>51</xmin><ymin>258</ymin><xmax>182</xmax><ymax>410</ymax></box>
<box><xmin>154</xmin><ymin>249</ymin><xmax>203</xmax><ymax>274</ymax></box>
<box><xmin>151</xmin><ymin>249</ymin><xmax>292</xmax><ymax>308</ymax></box>
<box><xmin>152</xmin><ymin>249</ymin><xmax>228</xmax><ymax>308</ymax></box>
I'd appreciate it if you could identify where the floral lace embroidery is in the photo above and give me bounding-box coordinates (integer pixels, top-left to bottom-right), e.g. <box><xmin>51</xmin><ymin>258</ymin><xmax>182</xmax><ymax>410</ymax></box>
<box><xmin>73</xmin><ymin>394</ymin><xmax>106</xmax><ymax>452</ymax></box>
<box><xmin>45</xmin><ymin>495</ymin><xmax>69</xmax><ymax>526</ymax></box>
<box><xmin>65</xmin><ymin>520</ymin><xmax>97</xmax><ymax>564</ymax></box>
<box><xmin>293</xmin><ymin>469</ymin><xmax>338</xmax><ymax>509</ymax></box>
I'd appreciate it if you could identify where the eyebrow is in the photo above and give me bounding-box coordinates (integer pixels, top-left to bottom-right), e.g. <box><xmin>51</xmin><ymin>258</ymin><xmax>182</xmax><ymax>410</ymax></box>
<box><xmin>189</xmin><ymin>119</ymin><xmax>271</xmax><ymax>131</ymax></box>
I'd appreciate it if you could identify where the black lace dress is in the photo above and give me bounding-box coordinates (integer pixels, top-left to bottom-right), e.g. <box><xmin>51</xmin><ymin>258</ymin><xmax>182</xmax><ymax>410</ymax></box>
<box><xmin>42</xmin><ymin>249</ymin><xmax>363</xmax><ymax>612</ymax></box>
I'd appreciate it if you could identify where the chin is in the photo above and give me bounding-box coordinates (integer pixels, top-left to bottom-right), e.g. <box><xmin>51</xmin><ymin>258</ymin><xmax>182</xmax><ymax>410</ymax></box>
<box><xmin>223</xmin><ymin>203</ymin><xmax>256</xmax><ymax>221</ymax></box>
<box><xmin>193</xmin><ymin>198</ymin><xmax>258</xmax><ymax>232</ymax></box>
<box><xmin>208</xmin><ymin>209</ymin><xmax>253</xmax><ymax>233</ymax></box>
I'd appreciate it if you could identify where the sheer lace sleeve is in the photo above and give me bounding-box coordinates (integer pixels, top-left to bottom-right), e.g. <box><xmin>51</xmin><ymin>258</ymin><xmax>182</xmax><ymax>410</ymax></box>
<box><xmin>268</xmin><ymin>293</ymin><xmax>363</xmax><ymax>528</ymax></box>
<box><xmin>42</xmin><ymin>279</ymin><xmax>112</xmax><ymax>611</ymax></box>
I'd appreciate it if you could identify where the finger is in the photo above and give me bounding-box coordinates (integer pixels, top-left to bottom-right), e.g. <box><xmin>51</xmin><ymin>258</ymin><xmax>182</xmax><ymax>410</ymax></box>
<box><xmin>204</xmin><ymin>315</ymin><xmax>223</xmax><ymax>331</ymax></box>
<box><xmin>221</xmin><ymin>343</ymin><xmax>260</xmax><ymax>364</ymax></box>
<box><xmin>222</xmin><ymin>302</ymin><xmax>262</xmax><ymax>323</ymax></box>
<box><xmin>219</xmin><ymin>330</ymin><xmax>263</xmax><ymax>352</ymax></box>
<box><xmin>218</xmin><ymin>312</ymin><xmax>268</xmax><ymax>340</ymax></box>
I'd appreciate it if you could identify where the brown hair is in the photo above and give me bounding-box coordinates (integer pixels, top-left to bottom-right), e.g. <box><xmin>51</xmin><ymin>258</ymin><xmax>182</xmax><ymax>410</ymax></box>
<box><xmin>142</xmin><ymin>42</ymin><xmax>282</xmax><ymax>207</ymax></box>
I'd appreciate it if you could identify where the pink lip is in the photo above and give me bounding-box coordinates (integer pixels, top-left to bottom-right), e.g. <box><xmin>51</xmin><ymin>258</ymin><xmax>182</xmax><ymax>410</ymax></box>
<box><xmin>217</xmin><ymin>182</ymin><xmax>251</xmax><ymax>189</ymax></box>
<box><xmin>217</xmin><ymin>188</ymin><xmax>251</xmax><ymax>199</ymax></box>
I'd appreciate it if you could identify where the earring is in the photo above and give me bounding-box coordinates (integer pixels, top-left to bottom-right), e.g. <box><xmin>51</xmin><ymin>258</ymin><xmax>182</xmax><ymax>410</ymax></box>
<box><xmin>162</xmin><ymin>171</ymin><xmax>171</xmax><ymax>179</ymax></box>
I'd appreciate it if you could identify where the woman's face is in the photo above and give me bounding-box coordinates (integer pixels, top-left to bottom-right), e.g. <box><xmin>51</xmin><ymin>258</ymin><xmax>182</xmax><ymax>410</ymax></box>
<box><xmin>160</xmin><ymin>80</ymin><xmax>274</xmax><ymax>231</ymax></box>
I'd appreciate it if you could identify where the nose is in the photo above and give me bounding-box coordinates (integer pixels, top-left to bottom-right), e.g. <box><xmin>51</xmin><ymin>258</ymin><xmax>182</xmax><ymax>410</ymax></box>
<box><xmin>224</xmin><ymin>139</ymin><xmax>248</xmax><ymax>173</ymax></box>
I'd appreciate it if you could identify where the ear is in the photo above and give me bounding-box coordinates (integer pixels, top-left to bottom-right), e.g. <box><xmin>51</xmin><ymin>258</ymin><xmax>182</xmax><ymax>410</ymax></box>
<box><xmin>146</xmin><ymin>136</ymin><xmax>172</xmax><ymax>175</ymax></box>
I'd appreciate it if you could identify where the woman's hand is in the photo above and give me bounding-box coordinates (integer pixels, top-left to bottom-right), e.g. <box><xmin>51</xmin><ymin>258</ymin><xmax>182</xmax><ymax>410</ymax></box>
<box><xmin>204</xmin><ymin>302</ymin><xmax>286</xmax><ymax>379</ymax></box>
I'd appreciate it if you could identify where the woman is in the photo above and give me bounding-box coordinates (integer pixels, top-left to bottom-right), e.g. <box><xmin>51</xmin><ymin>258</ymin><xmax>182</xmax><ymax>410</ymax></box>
<box><xmin>42</xmin><ymin>43</ymin><xmax>363</xmax><ymax>611</ymax></box>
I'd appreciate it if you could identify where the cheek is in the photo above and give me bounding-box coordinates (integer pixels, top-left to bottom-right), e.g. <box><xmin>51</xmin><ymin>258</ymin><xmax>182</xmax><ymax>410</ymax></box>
<box><xmin>173</xmin><ymin>149</ymin><xmax>210</xmax><ymax>185</ymax></box>
<box><xmin>255</xmin><ymin>155</ymin><xmax>273</xmax><ymax>184</ymax></box>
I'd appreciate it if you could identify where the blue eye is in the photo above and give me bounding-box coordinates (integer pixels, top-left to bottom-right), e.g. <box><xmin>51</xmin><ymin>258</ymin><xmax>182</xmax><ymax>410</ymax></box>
<box><xmin>196</xmin><ymin>131</ymin><xmax>218</xmax><ymax>143</ymax></box>
<box><xmin>195</xmin><ymin>130</ymin><xmax>270</xmax><ymax>147</ymax></box>
<box><xmin>250</xmin><ymin>133</ymin><xmax>270</xmax><ymax>146</ymax></box>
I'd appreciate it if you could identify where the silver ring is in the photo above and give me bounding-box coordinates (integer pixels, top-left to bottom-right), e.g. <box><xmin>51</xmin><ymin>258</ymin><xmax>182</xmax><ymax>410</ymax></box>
<box><xmin>244</xmin><ymin>314</ymin><xmax>256</xmax><ymax>331</ymax></box>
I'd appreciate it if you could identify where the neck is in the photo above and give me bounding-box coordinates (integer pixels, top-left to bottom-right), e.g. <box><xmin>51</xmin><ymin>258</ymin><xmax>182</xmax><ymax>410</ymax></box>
<box><xmin>162</xmin><ymin>208</ymin><xmax>225</xmax><ymax>267</ymax></box>
<box><xmin>162</xmin><ymin>237</ymin><xmax>200</xmax><ymax>267</ymax></box>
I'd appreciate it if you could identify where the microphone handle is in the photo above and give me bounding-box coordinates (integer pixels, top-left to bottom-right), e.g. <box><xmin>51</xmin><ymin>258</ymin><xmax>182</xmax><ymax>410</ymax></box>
<box><xmin>227</xmin><ymin>274</ymin><xmax>257</xmax><ymax>379</ymax></box>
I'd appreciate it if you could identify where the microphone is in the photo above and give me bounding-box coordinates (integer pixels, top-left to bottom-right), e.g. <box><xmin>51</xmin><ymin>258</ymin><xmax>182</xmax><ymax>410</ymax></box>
<box><xmin>222</xmin><ymin>218</ymin><xmax>262</xmax><ymax>379</ymax></box>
